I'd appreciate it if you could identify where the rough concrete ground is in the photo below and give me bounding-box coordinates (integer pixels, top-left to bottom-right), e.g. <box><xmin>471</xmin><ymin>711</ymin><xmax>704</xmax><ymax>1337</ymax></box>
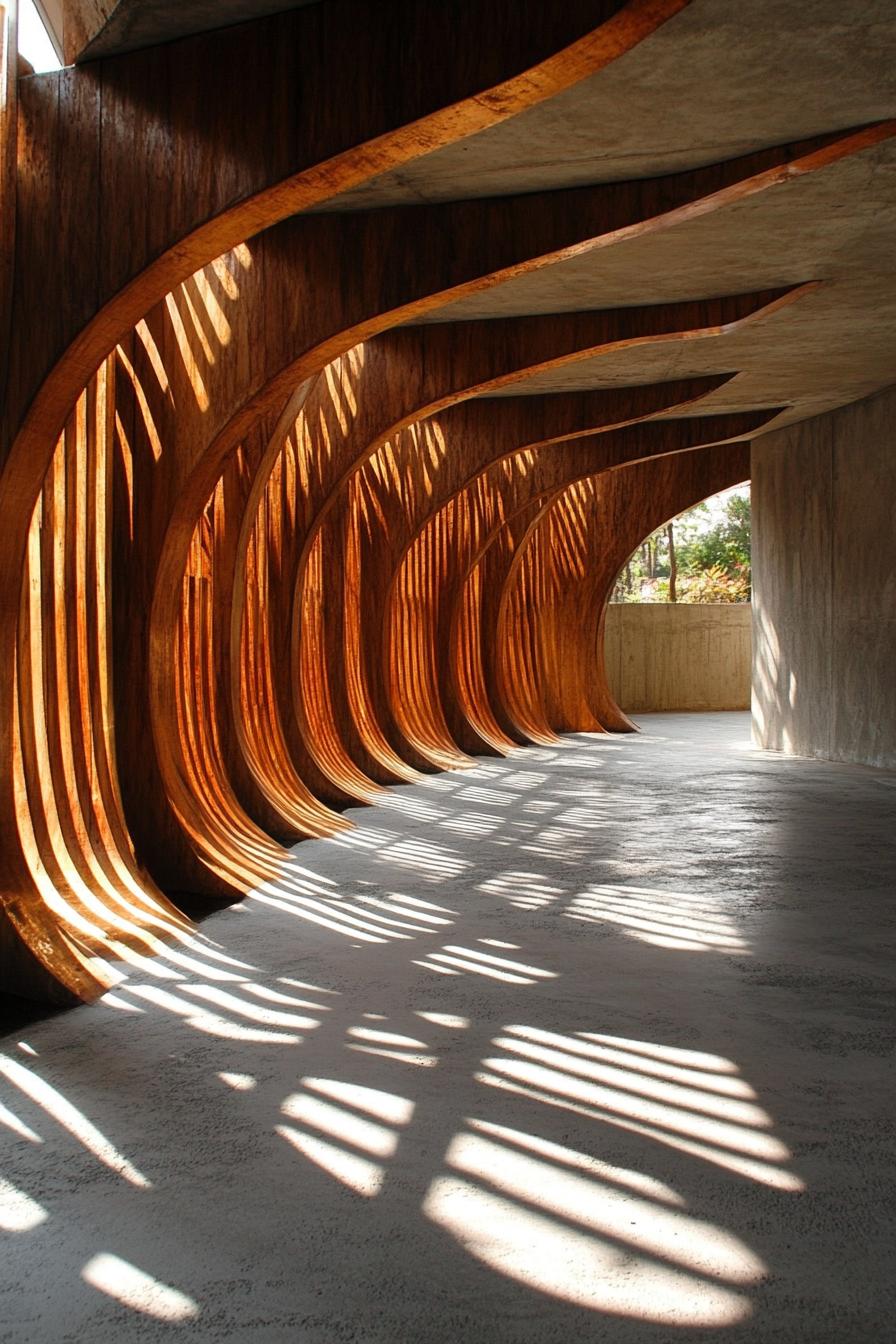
<box><xmin>1</xmin><ymin>712</ymin><xmax>894</xmax><ymax>1343</ymax></box>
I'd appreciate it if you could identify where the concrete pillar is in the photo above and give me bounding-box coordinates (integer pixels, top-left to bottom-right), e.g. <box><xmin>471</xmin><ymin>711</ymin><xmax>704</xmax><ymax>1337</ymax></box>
<box><xmin>752</xmin><ymin>384</ymin><xmax>896</xmax><ymax>768</ymax></box>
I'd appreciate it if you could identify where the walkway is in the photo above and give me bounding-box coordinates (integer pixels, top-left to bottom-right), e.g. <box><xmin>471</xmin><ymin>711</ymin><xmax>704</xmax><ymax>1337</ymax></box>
<box><xmin>1</xmin><ymin>714</ymin><xmax>894</xmax><ymax>1342</ymax></box>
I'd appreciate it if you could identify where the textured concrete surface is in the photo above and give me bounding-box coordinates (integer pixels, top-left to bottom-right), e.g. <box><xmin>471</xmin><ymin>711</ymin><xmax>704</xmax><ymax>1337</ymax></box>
<box><xmin>606</xmin><ymin>604</ymin><xmax>751</xmax><ymax>712</ymax></box>
<box><xmin>68</xmin><ymin>1</ymin><xmax>322</xmax><ymax>62</ymax></box>
<box><xmin>46</xmin><ymin>1</ymin><xmax>896</xmax><ymax>437</ymax></box>
<box><xmin>322</xmin><ymin>2</ymin><xmax>896</xmax><ymax>208</ymax></box>
<box><xmin>337</xmin><ymin>1</ymin><xmax>896</xmax><ymax>440</ymax></box>
<box><xmin>753</xmin><ymin>385</ymin><xmax>896</xmax><ymax>768</ymax></box>
<box><xmin>455</xmin><ymin>150</ymin><xmax>896</xmax><ymax>437</ymax></box>
<box><xmin>1</xmin><ymin>714</ymin><xmax>894</xmax><ymax>1342</ymax></box>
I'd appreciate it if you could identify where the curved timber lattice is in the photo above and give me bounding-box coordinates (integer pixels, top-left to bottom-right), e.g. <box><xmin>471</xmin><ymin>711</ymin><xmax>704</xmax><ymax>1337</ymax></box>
<box><xmin>1</xmin><ymin>0</ymin><xmax>894</xmax><ymax>1001</ymax></box>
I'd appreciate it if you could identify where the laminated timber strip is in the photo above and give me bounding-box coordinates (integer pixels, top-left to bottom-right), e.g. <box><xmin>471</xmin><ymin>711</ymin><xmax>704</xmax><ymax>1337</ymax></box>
<box><xmin>0</xmin><ymin>0</ymin><xmax>892</xmax><ymax>1001</ymax></box>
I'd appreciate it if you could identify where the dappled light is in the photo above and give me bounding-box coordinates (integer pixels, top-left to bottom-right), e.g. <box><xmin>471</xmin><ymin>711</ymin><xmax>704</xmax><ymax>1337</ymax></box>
<box><xmin>2</xmin><ymin>0</ymin><xmax>893</xmax><ymax>1334</ymax></box>
<box><xmin>478</xmin><ymin>872</ymin><xmax>567</xmax><ymax>910</ymax></box>
<box><xmin>0</xmin><ymin>1176</ymin><xmax>48</xmax><ymax>1232</ymax></box>
<box><xmin>0</xmin><ymin>1054</ymin><xmax>151</xmax><ymax>1188</ymax></box>
<box><xmin>480</xmin><ymin>1027</ymin><xmax>789</xmax><ymax>1162</ymax></box>
<box><xmin>279</xmin><ymin>1076</ymin><xmax>416</xmax><ymax>1195</ymax></box>
<box><xmin>752</xmin><ymin>600</ymin><xmax>800</xmax><ymax>754</ymax></box>
<box><xmin>565</xmin><ymin>885</ymin><xmax>752</xmax><ymax>953</ymax></box>
<box><xmin>218</xmin><ymin>1072</ymin><xmax>257</xmax><ymax>1091</ymax></box>
<box><xmin>6</xmin><ymin>713</ymin><xmax>895</xmax><ymax>1341</ymax></box>
<box><xmin>414</xmin><ymin>943</ymin><xmax>558</xmax><ymax>985</ymax></box>
<box><xmin>423</xmin><ymin>1117</ymin><xmax>762</xmax><ymax>1325</ymax></box>
<box><xmin>82</xmin><ymin>1253</ymin><xmax>200</xmax><ymax>1322</ymax></box>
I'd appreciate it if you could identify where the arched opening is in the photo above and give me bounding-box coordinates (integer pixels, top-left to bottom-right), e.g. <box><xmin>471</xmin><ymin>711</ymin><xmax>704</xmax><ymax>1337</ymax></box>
<box><xmin>606</xmin><ymin>484</ymin><xmax>751</xmax><ymax>716</ymax></box>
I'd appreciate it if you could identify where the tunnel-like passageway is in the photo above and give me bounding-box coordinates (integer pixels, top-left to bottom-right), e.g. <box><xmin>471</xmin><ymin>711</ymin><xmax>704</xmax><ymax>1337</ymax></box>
<box><xmin>1</xmin><ymin>713</ymin><xmax>893</xmax><ymax>1341</ymax></box>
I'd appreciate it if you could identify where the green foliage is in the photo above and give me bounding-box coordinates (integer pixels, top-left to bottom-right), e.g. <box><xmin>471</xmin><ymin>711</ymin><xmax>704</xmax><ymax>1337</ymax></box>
<box><xmin>612</xmin><ymin>488</ymin><xmax>751</xmax><ymax>604</ymax></box>
<box><xmin>679</xmin><ymin>492</ymin><xmax>750</xmax><ymax>576</ymax></box>
<box><xmin>678</xmin><ymin>564</ymin><xmax>750</xmax><ymax>604</ymax></box>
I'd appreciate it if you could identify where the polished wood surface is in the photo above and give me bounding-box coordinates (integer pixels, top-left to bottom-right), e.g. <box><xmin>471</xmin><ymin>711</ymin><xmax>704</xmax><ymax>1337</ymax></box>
<box><xmin>0</xmin><ymin>3</ymin><xmax>15</xmax><ymax>401</ymax></box>
<box><xmin>1</xmin><ymin>0</ymin><xmax>891</xmax><ymax>1000</ymax></box>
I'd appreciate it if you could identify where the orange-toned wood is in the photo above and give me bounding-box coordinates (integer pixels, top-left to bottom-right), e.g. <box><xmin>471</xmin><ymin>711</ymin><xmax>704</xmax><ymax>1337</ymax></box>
<box><xmin>7</xmin><ymin>3</ymin><xmax>687</xmax><ymax>990</ymax></box>
<box><xmin>315</xmin><ymin>409</ymin><xmax>772</xmax><ymax>780</ymax></box>
<box><xmin>495</xmin><ymin>443</ymin><xmax>752</xmax><ymax>738</ymax></box>
<box><xmin>2</xmin><ymin>0</ymin><xmax>892</xmax><ymax>1002</ymax></box>
<box><xmin>143</xmin><ymin>139</ymin><xmax>842</xmax><ymax>894</ymax></box>
<box><xmin>61</xmin><ymin>0</ymin><xmax>114</xmax><ymax>63</ymax></box>
<box><xmin>0</xmin><ymin>2</ymin><xmax>16</xmax><ymax>415</ymax></box>
<box><xmin>279</xmin><ymin>288</ymin><xmax>801</xmax><ymax>794</ymax></box>
<box><xmin>577</xmin><ymin>444</ymin><xmax>752</xmax><ymax>733</ymax></box>
<box><xmin>5</xmin><ymin>0</ymin><xmax>686</xmax><ymax>465</ymax></box>
<box><xmin>6</xmin><ymin>362</ymin><xmax>192</xmax><ymax>1001</ymax></box>
<box><xmin>350</xmin><ymin>378</ymin><xmax>732</xmax><ymax>772</ymax></box>
<box><xmin>7</xmin><ymin>129</ymin><xmax>872</xmax><ymax>913</ymax></box>
<box><xmin>447</xmin><ymin>418</ymin><xmax>770</xmax><ymax>751</ymax></box>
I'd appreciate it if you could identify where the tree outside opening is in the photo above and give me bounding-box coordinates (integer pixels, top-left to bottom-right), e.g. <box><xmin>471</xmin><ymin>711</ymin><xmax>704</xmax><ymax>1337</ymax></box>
<box><xmin>612</xmin><ymin>484</ymin><xmax>751</xmax><ymax>604</ymax></box>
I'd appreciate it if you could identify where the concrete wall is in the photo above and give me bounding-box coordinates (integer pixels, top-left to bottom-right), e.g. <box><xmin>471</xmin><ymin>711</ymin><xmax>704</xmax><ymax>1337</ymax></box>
<box><xmin>605</xmin><ymin>603</ymin><xmax>751</xmax><ymax>712</ymax></box>
<box><xmin>752</xmin><ymin>384</ymin><xmax>896</xmax><ymax>769</ymax></box>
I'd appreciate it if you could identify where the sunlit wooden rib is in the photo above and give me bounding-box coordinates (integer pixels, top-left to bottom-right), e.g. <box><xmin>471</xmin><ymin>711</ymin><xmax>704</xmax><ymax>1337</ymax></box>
<box><xmin>1</xmin><ymin>0</ymin><xmax>892</xmax><ymax>1004</ymax></box>
<box><xmin>386</xmin><ymin>413</ymin><xmax>775</xmax><ymax>762</ymax></box>
<box><xmin>338</xmin><ymin>378</ymin><xmax>735</xmax><ymax>774</ymax></box>
<box><xmin>76</xmin><ymin>132</ymin><xmax>895</xmax><ymax>910</ymax></box>
<box><xmin>5</xmin><ymin>1</ymin><xmax>691</xmax><ymax>995</ymax></box>
<box><xmin>495</xmin><ymin>445</ymin><xmax>752</xmax><ymax>741</ymax></box>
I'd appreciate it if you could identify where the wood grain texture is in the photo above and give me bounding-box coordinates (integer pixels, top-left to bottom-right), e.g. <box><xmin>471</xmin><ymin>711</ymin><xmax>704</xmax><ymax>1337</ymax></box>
<box><xmin>136</xmin><ymin>140</ymin><xmax>838</xmax><ymax>902</ymax></box>
<box><xmin>5</xmin><ymin>0</ymin><xmax>687</xmax><ymax>463</ymax></box>
<box><xmin>1</xmin><ymin>0</ymin><xmax>889</xmax><ymax>1001</ymax></box>
<box><xmin>0</xmin><ymin>3</ymin><xmax>16</xmax><ymax>402</ymax></box>
<box><xmin>419</xmin><ymin>419</ymin><xmax>764</xmax><ymax>755</ymax></box>
<box><xmin>495</xmin><ymin>444</ymin><xmax>752</xmax><ymax>739</ymax></box>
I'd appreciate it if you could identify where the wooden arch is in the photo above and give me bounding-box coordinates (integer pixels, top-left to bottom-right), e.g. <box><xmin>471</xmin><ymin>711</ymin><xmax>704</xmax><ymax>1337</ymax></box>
<box><xmin>1</xmin><ymin>0</ymin><xmax>893</xmax><ymax>1001</ymax></box>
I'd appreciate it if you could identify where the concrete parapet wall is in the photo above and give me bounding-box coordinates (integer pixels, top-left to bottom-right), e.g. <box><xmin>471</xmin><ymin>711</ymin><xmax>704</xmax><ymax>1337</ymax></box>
<box><xmin>604</xmin><ymin>603</ymin><xmax>751</xmax><ymax>712</ymax></box>
<box><xmin>752</xmin><ymin>384</ymin><xmax>896</xmax><ymax>770</ymax></box>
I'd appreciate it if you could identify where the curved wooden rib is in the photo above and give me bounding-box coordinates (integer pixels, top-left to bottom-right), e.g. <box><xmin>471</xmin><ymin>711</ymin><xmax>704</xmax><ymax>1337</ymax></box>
<box><xmin>402</xmin><ymin>414</ymin><xmax>773</xmax><ymax>757</ymax></box>
<box><xmin>8</xmin><ymin>363</ymin><xmax>192</xmax><ymax>1002</ymax></box>
<box><xmin>360</xmin><ymin>378</ymin><xmax>734</xmax><ymax>771</ymax></box>
<box><xmin>148</xmin><ymin>135</ymin><xmax>842</xmax><ymax>878</ymax></box>
<box><xmin>1</xmin><ymin>0</ymin><xmax>892</xmax><ymax>1001</ymax></box>
<box><xmin>3</xmin><ymin>1</ymin><xmax>696</xmax><ymax>989</ymax></box>
<box><xmin>576</xmin><ymin>446</ymin><xmax>753</xmax><ymax>733</ymax></box>
<box><xmin>7</xmin><ymin>0</ymin><xmax>686</xmax><ymax>458</ymax></box>
<box><xmin>498</xmin><ymin>443</ymin><xmax>752</xmax><ymax>738</ymax></box>
<box><xmin>286</xmin><ymin>288</ymin><xmax>807</xmax><ymax>796</ymax></box>
<box><xmin>100</xmin><ymin>131</ymin><xmax>893</xmax><ymax>902</ymax></box>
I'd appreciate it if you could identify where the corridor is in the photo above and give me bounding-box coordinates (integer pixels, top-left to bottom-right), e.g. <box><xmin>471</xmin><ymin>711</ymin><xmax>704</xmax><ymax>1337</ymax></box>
<box><xmin>1</xmin><ymin>714</ymin><xmax>893</xmax><ymax>1342</ymax></box>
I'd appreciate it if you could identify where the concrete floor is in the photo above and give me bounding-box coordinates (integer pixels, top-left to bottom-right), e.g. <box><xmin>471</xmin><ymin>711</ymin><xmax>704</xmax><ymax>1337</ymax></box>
<box><xmin>1</xmin><ymin>713</ymin><xmax>894</xmax><ymax>1343</ymax></box>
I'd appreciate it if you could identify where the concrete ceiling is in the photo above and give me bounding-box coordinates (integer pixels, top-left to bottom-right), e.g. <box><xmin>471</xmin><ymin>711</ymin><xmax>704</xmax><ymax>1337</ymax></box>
<box><xmin>70</xmin><ymin>0</ymin><xmax>324</xmax><ymax>62</ymax></box>
<box><xmin>71</xmin><ymin>0</ymin><xmax>896</xmax><ymax>439</ymax></box>
<box><xmin>318</xmin><ymin>1</ymin><xmax>896</xmax><ymax>207</ymax></box>
<box><xmin>313</xmin><ymin>0</ymin><xmax>896</xmax><ymax>439</ymax></box>
<box><xmin>451</xmin><ymin>145</ymin><xmax>896</xmax><ymax>434</ymax></box>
